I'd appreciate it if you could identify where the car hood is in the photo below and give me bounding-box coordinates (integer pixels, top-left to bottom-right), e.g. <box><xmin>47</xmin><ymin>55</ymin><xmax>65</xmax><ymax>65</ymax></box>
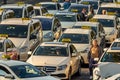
<box><xmin>20</xmin><ymin>76</ymin><xmax>59</xmax><ymax>80</ymax></box>
<box><xmin>73</xmin><ymin>44</ymin><xmax>89</xmax><ymax>52</ymax></box>
<box><xmin>61</xmin><ymin>22</ymin><xmax>76</xmax><ymax>28</ymax></box>
<box><xmin>98</xmin><ymin>62</ymin><xmax>120</xmax><ymax>78</ymax></box>
<box><xmin>105</xmin><ymin>74</ymin><xmax>120</xmax><ymax>80</ymax></box>
<box><xmin>27</xmin><ymin>56</ymin><xmax>69</xmax><ymax>66</ymax></box>
<box><xmin>9</xmin><ymin>38</ymin><xmax>27</xmax><ymax>48</ymax></box>
<box><xmin>104</xmin><ymin>27</ymin><xmax>113</xmax><ymax>35</ymax></box>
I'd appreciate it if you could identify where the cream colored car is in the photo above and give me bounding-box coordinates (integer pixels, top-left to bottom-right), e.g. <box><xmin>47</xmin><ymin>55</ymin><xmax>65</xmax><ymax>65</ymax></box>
<box><xmin>27</xmin><ymin>42</ymin><xmax>81</xmax><ymax>80</ymax></box>
<box><xmin>0</xmin><ymin>18</ymin><xmax>43</xmax><ymax>61</ymax></box>
<box><xmin>58</xmin><ymin>29</ymin><xmax>96</xmax><ymax>64</ymax></box>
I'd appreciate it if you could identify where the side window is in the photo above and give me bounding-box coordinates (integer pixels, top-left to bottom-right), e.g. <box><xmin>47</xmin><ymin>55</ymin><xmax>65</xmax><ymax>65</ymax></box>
<box><xmin>0</xmin><ymin>66</ymin><xmax>10</xmax><ymax>76</ymax></box>
<box><xmin>41</xmin><ymin>8</ymin><xmax>48</xmax><ymax>15</ymax></box>
<box><xmin>53</xmin><ymin>19</ymin><xmax>61</xmax><ymax>33</ymax></box>
<box><xmin>24</xmin><ymin>9</ymin><xmax>28</xmax><ymax>18</ymax></box>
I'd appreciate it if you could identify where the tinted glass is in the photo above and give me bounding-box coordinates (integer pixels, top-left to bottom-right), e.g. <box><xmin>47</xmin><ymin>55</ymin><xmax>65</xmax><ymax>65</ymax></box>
<box><xmin>33</xmin><ymin>18</ymin><xmax>52</xmax><ymax>30</ymax></box>
<box><xmin>42</xmin><ymin>4</ymin><xmax>56</xmax><ymax>10</ymax></box>
<box><xmin>0</xmin><ymin>25</ymin><xmax>28</xmax><ymax>38</ymax></box>
<box><xmin>34</xmin><ymin>46</ymin><xmax>68</xmax><ymax>57</ymax></box>
<box><xmin>6</xmin><ymin>8</ymin><xmax>22</xmax><ymax>18</ymax></box>
<box><xmin>0</xmin><ymin>43</ymin><xmax>4</xmax><ymax>52</ymax></box>
<box><xmin>101</xmin><ymin>52</ymin><xmax>120</xmax><ymax>62</ymax></box>
<box><xmin>97</xmin><ymin>7</ymin><xmax>120</xmax><ymax>17</ymax></box>
<box><xmin>10</xmin><ymin>65</ymin><xmax>47</xmax><ymax>78</ymax></box>
<box><xmin>59</xmin><ymin>34</ymin><xmax>89</xmax><ymax>43</ymax></box>
<box><xmin>55</xmin><ymin>14</ymin><xmax>76</xmax><ymax>22</ymax></box>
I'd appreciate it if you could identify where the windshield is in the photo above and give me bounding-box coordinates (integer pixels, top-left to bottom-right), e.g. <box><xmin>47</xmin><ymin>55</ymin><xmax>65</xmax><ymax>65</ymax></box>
<box><xmin>100</xmin><ymin>0</ymin><xmax>113</xmax><ymax>3</ymax></box>
<box><xmin>96</xmin><ymin>19</ymin><xmax>114</xmax><ymax>27</ymax></box>
<box><xmin>42</xmin><ymin>4</ymin><xmax>56</xmax><ymax>10</ymax></box>
<box><xmin>33</xmin><ymin>18</ymin><xmax>52</xmax><ymax>30</ymax></box>
<box><xmin>97</xmin><ymin>7</ymin><xmax>120</xmax><ymax>17</ymax></box>
<box><xmin>10</xmin><ymin>65</ymin><xmax>47</xmax><ymax>78</ymax></box>
<box><xmin>101</xmin><ymin>52</ymin><xmax>120</xmax><ymax>62</ymax></box>
<box><xmin>68</xmin><ymin>5</ymin><xmax>89</xmax><ymax>13</ymax></box>
<box><xmin>73</xmin><ymin>26</ymin><xmax>97</xmax><ymax>34</ymax></box>
<box><xmin>34</xmin><ymin>46</ymin><xmax>68</xmax><ymax>57</ymax></box>
<box><xmin>0</xmin><ymin>43</ymin><xmax>4</xmax><ymax>52</ymax></box>
<box><xmin>111</xmin><ymin>42</ymin><xmax>120</xmax><ymax>48</ymax></box>
<box><xmin>6</xmin><ymin>8</ymin><xmax>22</xmax><ymax>18</ymax></box>
<box><xmin>80</xmin><ymin>1</ymin><xmax>98</xmax><ymax>9</ymax></box>
<box><xmin>55</xmin><ymin>14</ymin><xmax>76</xmax><ymax>22</ymax></box>
<box><xmin>59</xmin><ymin>0</ymin><xmax>78</xmax><ymax>3</ymax></box>
<box><xmin>59</xmin><ymin>34</ymin><xmax>89</xmax><ymax>44</ymax></box>
<box><xmin>0</xmin><ymin>25</ymin><xmax>28</xmax><ymax>38</ymax></box>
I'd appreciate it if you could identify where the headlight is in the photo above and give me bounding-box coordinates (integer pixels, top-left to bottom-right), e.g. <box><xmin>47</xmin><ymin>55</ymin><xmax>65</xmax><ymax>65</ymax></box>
<box><xmin>57</xmin><ymin>65</ymin><xmax>67</xmax><ymax>71</ymax></box>
<box><xmin>94</xmin><ymin>70</ymin><xmax>100</xmax><ymax>76</ymax></box>
<box><xmin>19</xmin><ymin>46</ymin><xmax>28</xmax><ymax>52</ymax></box>
<box><xmin>44</xmin><ymin>32</ymin><xmax>53</xmax><ymax>38</ymax></box>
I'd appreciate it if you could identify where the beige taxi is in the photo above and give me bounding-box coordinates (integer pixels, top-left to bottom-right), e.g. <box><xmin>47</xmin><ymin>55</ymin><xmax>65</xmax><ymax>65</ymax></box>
<box><xmin>91</xmin><ymin>15</ymin><xmax>119</xmax><ymax>45</ymax></box>
<box><xmin>0</xmin><ymin>18</ymin><xmax>43</xmax><ymax>61</ymax></box>
<box><xmin>58</xmin><ymin>29</ymin><xmax>96</xmax><ymax>64</ymax></box>
<box><xmin>27</xmin><ymin>42</ymin><xmax>81</xmax><ymax>80</ymax></box>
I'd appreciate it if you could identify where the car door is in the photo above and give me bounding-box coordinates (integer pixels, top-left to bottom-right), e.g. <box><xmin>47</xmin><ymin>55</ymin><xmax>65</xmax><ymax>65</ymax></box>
<box><xmin>53</xmin><ymin>19</ymin><xmax>62</xmax><ymax>40</ymax></box>
<box><xmin>69</xmin><ymin>45</ymin><xmax>79</xmax><ymax>75</ymax></box>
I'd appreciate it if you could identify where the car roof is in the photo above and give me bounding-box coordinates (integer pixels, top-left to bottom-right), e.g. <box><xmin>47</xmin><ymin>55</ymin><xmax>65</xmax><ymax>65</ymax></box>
<box><xmin>70</xmin><ymin>3</ymin><xmax>90</xmax><ymax>7</ymax></box>
<box><xmin>1</xmin><ymin>4</ymin><xmax>33</xmax><ymax>9</ymax></box>
<box><xmin>32</xmin><ymin>16</ymin><xmax>53</xmax><ymax>19</ymax></box>
<box><xmin>80</xmin><ymin>0</ymin><xmax>98</xmax><ymax>2</ymax></box>
<box><xmin>113</xmin><ymin>38</ymin><xmax>120</xmax><ymax>42</ymax></box>
<box><xmin>107</xmin><ymin>48</ymin><xmax>120</xmax><ymax>53</ymax></box>
<box><xmin>63</xmin><ymin>28</ymin><xmax>90</xmax><ymax>34</ymax></box>
<box><xmin>93</xmin><ymin>15</ymin><xmax>115</xmax><ymax>20</ymax></box>
<box><xmin>74</xmin><ymin>21</ymin><xmax>99</xmax><ymax>26</ymax></box>
<box><xmin>0</xmin><ymin>60</ymin><xmax>29</xmax><ymax>67</ymax></box>
<box><xmin>55</xmin><ymin>11</ymin><xmax>77</xmax><ymax>15</ymax></box>
<box><xmin>34</xmin><ymin>6</ymin><xmax>44</xmax><ymax>9</ymax></box>
<box><xmin>40</xmin><ymin>42</ymin><xmax>69</xmax><ymax>47</ymax></box>
<box><xmin>100</xmin><ymin>3</ymin><xmax>120</xmax><ymax>8</ymax></box>
<box><xmin>40</xmin><ymin>2</ymin><xmax>58</xmax><ymax>5</ymax></box>
<box><xmin>0</xmin><ymin>18</ymin><xmax>39</xmax><ymax>25</ymax></box>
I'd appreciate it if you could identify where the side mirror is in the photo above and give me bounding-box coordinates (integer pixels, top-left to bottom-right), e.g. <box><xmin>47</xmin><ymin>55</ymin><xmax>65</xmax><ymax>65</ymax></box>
<box><xmin>30</xmin><ymin>35</ymin><xmax>37</xmax><ymax>40</ymax></box>
<box><xmin>4</xmin><ymin>74</ymin><xmax>14</xmax><ymax>79</ymax></box>
<box><xmin>28</xmin><ymin>51</ymin><xmax>32</xmax><ymax>55</ymax></box>
<box><xmin>104</xmin><ymin>48</ymin><xmax>108</xmax><ymax>52</ymax></box>
<box><xmin>7</xmin><ymin>48</ymin><xmax>13</xmax><ymax>52</ymax></box>
<box><xmin>94</xmin><ymin>58</ymin><xmax>99</xmax><ymax>62</ymax></box>
<box><xmin>72</xmin><ymin>53</ymin><xmax>77</xmax><ymax>57</ymax></box>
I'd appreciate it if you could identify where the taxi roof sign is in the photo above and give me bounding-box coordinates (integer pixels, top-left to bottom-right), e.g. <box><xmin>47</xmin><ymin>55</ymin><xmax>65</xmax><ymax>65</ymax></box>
<box><xmin>52</xmin><ymin>0</ymin><xmax>58</xmax><ymax>2</ymax></box>
<box><xmin>81</xmin><ymin>26</ymin><xmax>91</xmax><ymax>29</ymax></box>
<box><xmin>22</xmin><ymin>18</ymin><xmax>30</xmax><ymax>21</ymax></box>
<box><xmin>81</xmin><ymin>1</ymin><xmax>89</xmax><ymax>5</ymax></box>
<box><xmin>71</xmin><ymin>9</ymin><xmax>78</xmax><ymax>12</ymax></box>
<box><xmin>62</xmin><ymin>38</ymin><xmax>71</xmax><ymax>43</ymax></box>
<box><xmin>0</xmin><ymin>34</ymin><xmax>8</xmax><ymax>38</ymax></box>
<box><xmin>89</xmin><ymin>18</ymin><xmax>98</xmax><ymax>22</ymax></box>
<box><xmin>35</xmin><ymin>3</ymin><xmax>42</xmax><ymax>6</ymax></box>
<box><xmin>17</xmin><ymin>2</ymin><xmax>25</xmax><ymax>6</ymax></box>
<box><xmin>45</xmin><ymin>13</ymin><xmax>54</xmax><ymax>17</ymax></box>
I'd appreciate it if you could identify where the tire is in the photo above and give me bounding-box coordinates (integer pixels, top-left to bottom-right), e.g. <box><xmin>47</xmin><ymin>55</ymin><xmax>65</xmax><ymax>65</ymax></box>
<box><xmin>76</xmin><ymin>63</ymin><xmax>81</xmax><ymax>76</ymax></box>
<box><xmin>68</xmin><ymin>68</ymin><xmax>72</xmax><ymax>80</ymax></box>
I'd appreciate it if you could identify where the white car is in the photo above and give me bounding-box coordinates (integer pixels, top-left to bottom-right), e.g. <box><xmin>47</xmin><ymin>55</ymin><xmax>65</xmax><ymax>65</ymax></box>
<box><xmin>93</xmin><ymin>41</ymin><xmax>120</xmax><ymax>80</ymax></box>
<box><xmin>58</xmin><ymin>28</ymin><xmax>96</xmax><ymax>64</ymax></box>
<box><xmin>27</xmin><ymin>42</ymin><xmax>81</xmax><ymax>80</ymax></box>
<box><xmin>55</xmin><ymin>11</ymin><xmax>80</xmax><ymax>31</ymax></box>
<box><xmin>0</xmin><ymin>60</ymin><xmax>59</xmax><ymax>80</ymax></box>
<box><xmin>0</xmin><ymin>18</ymin><xmax>43</xmax><ymax>61</ymax></box>
<box><xmin>105</xmin><ymin>74</ymin><xmax>120</xmax><ymax>80</ymax></box>
<box><xmin>39</xmin><ymin>2</ymin><xmax>61</xmax><ymax>14</ymax></box>
<box><xmin>91</xmin><ymin>15</ymin><xmax>119</xmax><ymax>45</ymax></box>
